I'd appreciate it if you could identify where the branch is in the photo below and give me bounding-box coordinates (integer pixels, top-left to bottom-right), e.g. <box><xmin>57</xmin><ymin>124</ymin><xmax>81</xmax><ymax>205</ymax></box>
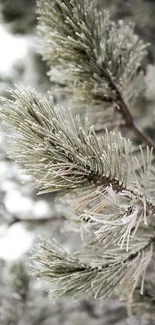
<box><xmin>32</xmin><ymin>237</ymin><xmax>153</xmax><ymax>301</ymax></box>
<box><xmin>9</xmin><ymin>214</ymin><xmax>65</xmax><ymax>226</ymax></box>
<box><xmin>93</xmin><ymin>65</ymin><xmax>155</xmax><ymax>147</ymax></box>
<box><xmin>104</xmin><ymin>71</ymin><xmax>155</xmax><ymax>148</ymax></box>
<box><xmin>1</xmin><ymin>87</ymin><xmax>155</xmax><ymax>212</ymax></box>
<box><xmin>0</xmin><ymin>87</ymin><xmax>131</xmax><ymax>194</ymax></box>
<box><xmin>37</xmin><ymin>0</ymin><xmax>154</xmax><ymax>148</ymax></box>
<box><xmin>1</xmin><ymin>86</ymin><xmax>155</xmax><ymax>257</ymax></box>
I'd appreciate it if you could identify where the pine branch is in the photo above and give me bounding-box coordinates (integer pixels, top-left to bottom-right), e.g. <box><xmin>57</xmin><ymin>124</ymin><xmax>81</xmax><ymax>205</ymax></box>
<box><xmin>1</xmin><ymin>87</ymin><xmax>132</xmax><ymax>194</ymax></box>
<box><xmin>32</xmin><ymin>237</ymin><xmax>154</xmax><ymax>301</ymax></box>
<box><xmin>1</xmin><ymin>86</ymin><xmax>154</xmax><ymax>202</ymax></box>
<box><xmin>37</xmin><ymin>0</ymin><xmax>155</xmax><ymax>148</ymax></box>
<box><xmin>1</xmin><ymin>86</ymin><xmax>155</xmax><ymax>255</ymax></box>
<box><xmin>1</xmin><ymin>0</ymin><xmax>155</xmax><ymax>315</ymax></box>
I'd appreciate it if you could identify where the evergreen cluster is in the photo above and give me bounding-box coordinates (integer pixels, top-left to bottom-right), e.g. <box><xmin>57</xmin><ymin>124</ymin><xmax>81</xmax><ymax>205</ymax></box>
<box><xmin>1</xmin><ymin>0</ymin><xmax>155</xmax><ymax>315</ymax></box>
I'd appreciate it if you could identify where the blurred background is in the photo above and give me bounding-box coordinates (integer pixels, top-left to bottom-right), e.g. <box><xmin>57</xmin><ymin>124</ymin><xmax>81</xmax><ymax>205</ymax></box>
<box><xmin>0</xmin><ymin>1</ymin><xmax>155</xmax><ymax>324</ymax></box>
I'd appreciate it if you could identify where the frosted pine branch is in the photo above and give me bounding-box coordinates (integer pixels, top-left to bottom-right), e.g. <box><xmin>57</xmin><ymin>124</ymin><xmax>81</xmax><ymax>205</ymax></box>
<box><xmin>1</xmin><ymin>0</ymin><xmax>155</xmax><ymax>309</ymax></box>
<box><xmin>1</xmin><ymin>87</ymin><xmax>155</xmax><ymax>254</ymax></box>
<box><xmin>1</xmin><ymin>87</ymin><xmax>134</xmax><ymax>194</ymax></box>
<box><xmin>1</xmin><ymin>87</ymin><xmax>154</xmax><ymax>198</ymax></box>
<box><xmin>33</xmin><ymin>237</ymin><xmax>154</xmax><ymax>301</ymax></box>
<box><xmin>37</xmin><ymin>0</ymin><xmax>147</xmax><ymax>106</ymax></box>
<box><xmin>36</xmin><ymin>0</ymin><xmax>155</xmax><ymax>149</ymax></box>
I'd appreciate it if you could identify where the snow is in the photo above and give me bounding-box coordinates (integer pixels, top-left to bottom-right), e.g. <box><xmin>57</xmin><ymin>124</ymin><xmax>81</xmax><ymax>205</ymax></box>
<box><xmin>33</xmin><ymin>200</ymin><xmax>51</xmax><ymax>218</ymax></box>
<box><xmin>0</xmin><ymin>223</ymin><xmax>34</xmax><ymax>260</ymax></box>
<box><xmin>4</xmin><ymin>190</ymin><xmax>33</xmax><ymax>217</ymax></box>
<box><xmin>0</xmin><ymin>25</ymin><xmax>37</xmax><ymax>260</ymax></box>
<box><xmin>0</xmin><ymin>24</ymin><xmax>28</xmax><ymax>76</ymax></box>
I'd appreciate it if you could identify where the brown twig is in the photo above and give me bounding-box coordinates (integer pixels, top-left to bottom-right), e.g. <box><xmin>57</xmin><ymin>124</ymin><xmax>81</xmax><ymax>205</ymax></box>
<box><xmin>100</xmin><ymin>68</ymin><xmax>155</xmax><ymax>149</ymax></box>
<box><xmin>117</xmin><ymin>93</ymin><xmax>155</xmax><ymax>148</ymax></box>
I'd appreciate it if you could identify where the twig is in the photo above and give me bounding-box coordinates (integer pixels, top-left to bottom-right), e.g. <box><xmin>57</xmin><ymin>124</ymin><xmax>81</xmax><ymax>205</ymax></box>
<box><xmin>9</xmin><ymin>215</ymin><xmax>65</xmax><ymax>226</ymax></box>
<box><xmin>101</xmin><ymin>69</ymin><xmax>155</xmax><ymax>149</ymax></box>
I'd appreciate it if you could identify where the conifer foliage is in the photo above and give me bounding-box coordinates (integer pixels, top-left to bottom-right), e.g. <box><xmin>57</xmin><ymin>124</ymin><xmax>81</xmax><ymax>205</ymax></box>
<box><xmin>1</xmin><ymin>0</ymin><xmax>155</xmax><ymax>313</ymax></box>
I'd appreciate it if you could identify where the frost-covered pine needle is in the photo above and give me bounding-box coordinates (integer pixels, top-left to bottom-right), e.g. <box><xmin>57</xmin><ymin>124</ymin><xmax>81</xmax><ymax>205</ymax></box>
<box><xmin>32</xmin><ymin>237</ymin><xmax>153</xmax><ymax>301</ymax></box>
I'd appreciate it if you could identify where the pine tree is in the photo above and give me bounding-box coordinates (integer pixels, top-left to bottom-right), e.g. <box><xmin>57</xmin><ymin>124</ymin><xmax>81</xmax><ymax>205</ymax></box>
<box><xmin>1</xmin><ymin>0</ymin><xmax>155</xmax><ymax>316</ymax></box>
